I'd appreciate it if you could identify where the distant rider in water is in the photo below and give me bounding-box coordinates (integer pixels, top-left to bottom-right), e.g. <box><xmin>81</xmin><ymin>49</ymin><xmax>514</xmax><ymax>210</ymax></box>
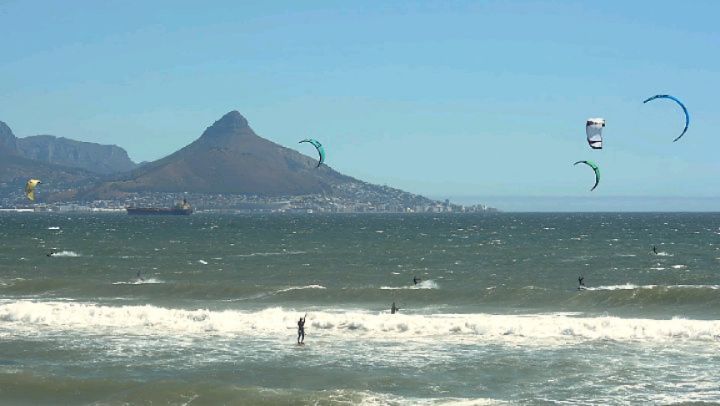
<box><xmin>391</xmin><ymin>302</ymin><xmax>399</xmax><ymax>314</ymax></box>
<box><xmin>652</xmin><ymin>245</ymin><xmax>658</xmax><ymax>255</ymax></box>
<box><xmin>413</xmin><ymin>276</ymin><xmax>421</xmax><ymax>285</ymax></box>
<box><xmin>136</xmin><ymin>270</ymin><xmax>144</xmax><ymax>282</ymax></box>
<box><xmin>297</xmin><ymin>314</ymin><xmax>306</xmax><ymax>344</ymax></box>
<box><xmin>578</xmin><ymin>275</ymin><xmax>585</xmax><ymax>288</ymax></box>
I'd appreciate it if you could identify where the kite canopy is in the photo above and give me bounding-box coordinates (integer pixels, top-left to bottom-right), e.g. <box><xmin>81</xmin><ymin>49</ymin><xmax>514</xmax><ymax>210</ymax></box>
<box><xmin>299</xmin><ymin>139</ymin><xmax>325</xmax><ymax>168</ymax></box>
<box><xmin>573</xmin><ymin>160</ymin><xmax>600</xmax><ymax>191</ymax></box>
<box><xmin>643</xmin><ymin>94</ymin><xmax>689</xmax><ymax>142</ymax></box>
<box><xmin>586</xmin><ymin>118</ymin><xmax>605</xmax><ymax>149</ymax></box>
<box><xmin>25</xmin><ymin>179</ymin><xmax>41</xmax><ymax>201</ymax></box>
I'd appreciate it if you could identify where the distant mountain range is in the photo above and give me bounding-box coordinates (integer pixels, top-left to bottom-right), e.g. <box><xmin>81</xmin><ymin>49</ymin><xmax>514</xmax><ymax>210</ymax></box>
<box><xmin>0</xmin><ymin>121</ymin><xmax>136</xmax><ymax>176</ymax></box>
<box><xmin>0</xmin><ymin>112</ymin><xmax>461</xmax><ymax>210</ymax></box>
<box><xmin>0</xmin><ymin>121</ymin><xmax>102</xmax><ymax>193</ymax></box>
<box><xmin>18</xmin><ymin>135</ymin><xmax>137</xmax><ymax>175</ymax></box>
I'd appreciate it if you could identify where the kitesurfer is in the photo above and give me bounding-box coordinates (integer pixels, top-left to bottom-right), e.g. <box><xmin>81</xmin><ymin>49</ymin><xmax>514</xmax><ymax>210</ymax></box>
<box><xmin>297</xmin><ymin>314</ymin><xmax>306</xmax><ymax>344</ymax></box>
<box><xmin>46</xmin><ymin>250</ymin><xmax>56</xmax><ymax>257</ymax></box>
<box><xmin>136</xmin><ymin>270</ymin><xmax>144</xmax><ymax>282</ymax></box>
<box><xmin>652</xmin><ymin>245</ymin><xmax>658</xmax><ymax>255</ymax></box>
<box><xmin>578</xmin><ymin>275</ymin><xmax>585</xmax><ymax>288</ymax></box>
<box><xmin>413</xmin><ymin>276</ymin><xmax>421</xmax><ymax>285</ymax></box>
<box><xmin>391</xmin><ymin>302</ymin><xmax>399</xmax><ymax>314</ymax></box>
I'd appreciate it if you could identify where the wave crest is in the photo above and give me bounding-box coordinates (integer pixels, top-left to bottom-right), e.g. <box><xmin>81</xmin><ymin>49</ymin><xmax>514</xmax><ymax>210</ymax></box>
<box><xmin>380</xmin><ymin>280</ymin><xmax>438</xmax><ymax>290</ymax></box>
<box><xmin>49</xmin><ymin>251</ymin><xmax>79</xmax><ymax>258</ymax></box>
<box><xmin>2</xmin><ymin>301</ymin><xmax>719</xmax><ymax>345</ymax></box>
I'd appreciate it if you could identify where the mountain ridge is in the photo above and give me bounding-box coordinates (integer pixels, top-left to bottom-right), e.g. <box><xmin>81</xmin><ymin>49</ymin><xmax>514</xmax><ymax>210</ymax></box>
<box><xmin>0</xmin><ymin>112</ymin><xmax>482</xmax><ymax>212</ymax></box>
<box><xmin>17</xmin><ymin>135</ymin><xmax>137</xmax><ymax>175</ymax></box>
<box><xmin>80</xmin><ymin>111</ymin><xmax>358</xmax><ymax>199</ymax></box>
<box><xmin>0</xmin><ymin>120</ymin><xmax>137</xmax><ymax>175</ymax></box>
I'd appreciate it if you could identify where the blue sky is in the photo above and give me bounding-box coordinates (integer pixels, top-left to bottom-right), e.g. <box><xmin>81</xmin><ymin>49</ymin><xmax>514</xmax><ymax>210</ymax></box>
<box><xmin>0</xmin><ymin>1</ymin><xmax>718</xmax><ymax>210</ymax></box>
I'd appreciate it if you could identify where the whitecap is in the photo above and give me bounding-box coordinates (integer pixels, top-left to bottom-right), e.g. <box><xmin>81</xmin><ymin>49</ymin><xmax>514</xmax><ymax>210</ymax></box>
<box><xmin>584</xmin><ymin>284</ymin><xmax>654</xmax><ymax>291</ymax></box>
<box><xmin>3</xmin><ymin>301</ymin><xmax>720</xmax><ymax>346</ymax></box>
<box><xmin>380</xmin><ymin>280</ymin><xmax>438</xmax><ymax>290</ymax></box>
<box><xmin>274</xmin><ymin>285</ymin><xmax>326</xmax><ymax>294</ymax></box>
<box><xmin>49</xmin><ymin>251</ymin><xmax>80</xmax><ymax>258</ymax></box>
<box><xmin>112</xmin><ymin>278</ymin><xmax>164</xmax><ymax>285</ymax></box>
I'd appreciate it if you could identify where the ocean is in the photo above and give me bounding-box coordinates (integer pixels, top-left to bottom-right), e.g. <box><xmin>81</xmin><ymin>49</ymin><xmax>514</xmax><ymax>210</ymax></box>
<box><xmin>0</xmin><ymin>212</ymin><xmax>719</xmax><ymax>405</ymax></box>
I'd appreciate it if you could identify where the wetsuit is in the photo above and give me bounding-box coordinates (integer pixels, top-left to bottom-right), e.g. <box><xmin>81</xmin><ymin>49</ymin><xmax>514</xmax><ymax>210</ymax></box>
<box><xmin>297</xmin><ymin>317</ymin><xmax>306</xmax><ymax>343</ymax></box>
<box><xmin>578</xmin><ymin>276</ymin><xmax>585</xmax><ymax>287</ymax></box>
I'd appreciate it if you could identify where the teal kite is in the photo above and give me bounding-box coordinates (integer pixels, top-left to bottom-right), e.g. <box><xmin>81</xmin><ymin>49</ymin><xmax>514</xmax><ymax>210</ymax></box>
<box><xmin>574</xmin><ymin>160</ymin><xmax>600</xmax><ymax>191</ymax></box>
<box><xmin>299</xmin><ymin>139</ymin><xmax>325</xmax><ymax>168</ymax></box>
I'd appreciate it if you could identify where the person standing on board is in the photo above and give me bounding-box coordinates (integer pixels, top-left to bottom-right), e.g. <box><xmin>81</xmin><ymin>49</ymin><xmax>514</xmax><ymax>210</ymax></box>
<box><xmin>297</xmin><ymin>314</ymin><xmax>306</xmax><ymax>344</ymax></box>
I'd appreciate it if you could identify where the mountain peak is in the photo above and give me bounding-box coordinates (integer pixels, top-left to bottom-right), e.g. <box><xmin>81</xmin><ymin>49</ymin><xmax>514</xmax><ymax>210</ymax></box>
<box><xmin>199</xmin><ymin>110</ymin><xmax>255</xmax><ymax>141</ymax></box>
<box><xmin>218</xmin><ymin>110</ymin><xmax>248</xmax><ymax>126</ymax></box>
<box><xmin>0</xmin><ymin>120</ymin><xmax>19</xmax><ymax>155</ymax></box>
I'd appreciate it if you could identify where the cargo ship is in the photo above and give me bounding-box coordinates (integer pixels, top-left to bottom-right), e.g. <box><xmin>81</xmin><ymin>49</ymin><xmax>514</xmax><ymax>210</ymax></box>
<box><xmin>126</xmin><ymin>199</ymin><xmax>193</xmax><ymax>215</ymax></box>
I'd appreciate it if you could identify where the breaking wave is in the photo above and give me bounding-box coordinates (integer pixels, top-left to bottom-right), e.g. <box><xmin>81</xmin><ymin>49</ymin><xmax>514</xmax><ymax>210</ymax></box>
<box><xmin>274</xmin><ymin>285</ymin><xmax>326</xmax><ymax>294</ymax></box>
<box><xmin>49</xmin><ymin>251</ymin><xmax>80</xmax><ymax>258</ymax></box>
<box><xmin>584</xmin><ymin>284</ymin><xmax>720</xmax><ymax>291</ymax></box>
<box><xmin>112</xmin><ymin>278</ymin><xmax>165</xmax><ymax>285</ymax></box>
<box><xmin>2</xmin><ymin>301</ymin><xmax>719</xmax><ymax>345</ymax></box>
<box><xmin>380</xmin><ymin>280</ymin><xmax>438</xmax><ymax>290</ymax></box>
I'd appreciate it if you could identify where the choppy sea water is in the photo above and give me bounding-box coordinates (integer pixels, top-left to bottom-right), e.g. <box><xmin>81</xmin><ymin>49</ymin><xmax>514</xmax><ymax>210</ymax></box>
<box><xmin>0</xmin><ymin>212</ymin><xmax>719</xmax><ymax>405</ymax></box>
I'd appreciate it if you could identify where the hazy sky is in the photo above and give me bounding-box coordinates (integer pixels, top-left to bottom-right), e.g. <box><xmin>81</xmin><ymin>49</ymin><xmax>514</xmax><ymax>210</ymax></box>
<box><xmin>1</xmin><ymin>1</ymin><xmax>718</xmax><ymax>208</ymax></box>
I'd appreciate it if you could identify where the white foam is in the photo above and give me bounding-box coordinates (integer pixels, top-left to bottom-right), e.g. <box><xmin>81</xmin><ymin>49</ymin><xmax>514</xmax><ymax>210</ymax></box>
<box><xmin>274</xmin><ymin>285</ymin><xmax>326</xmax><ymax>294</ymax></box>
<box><xmin>235</xmin><ymin>251</ymin><xmax>306</xmax><ymax>257</ymax></box>
<box><xmin>380</xmin><ymin>280</ymin><xmax>438</xmax><ymax>290</ymax></box>
<box><xmin>47</xmin><ymin>226</ymin><xmax>60</xmax><ymax>230</ymax></box>
<box><xmin>655</xmin><ymin>252</ymin><xmax>673</xmax><ymax>257</ymax></box>
<box><xmin>672</xmin><ymin>264</ymin><xmax>687</xmax><ymax>269</ymax></box>
<box><xmin>49</xmin><ymin>250</ymin><xmax>80</xmax><ymax>258</ymax></box>
<box><xmin>198</xmin><ymin>259</ymin><xmax>208</xmax><ymax>265</ymax></box>
<box><xmin>325</xmin><ymin>390</ymin><xmax>506</xmax><ymax>406</ymax></box>
<box><xmin>585</xmin><ymin>284</ymin><xmax>719</xmax><ymax>291</ymax></box>
<box><xmin>584</xmin><ymin>284</ymin><xmax>654</xmax><ymax>291</ymax></box>
<box><xmin>112</xmin><ymin>278</ymin><xmax>164</xmax><ymax>285</ymax></box>
<box><xmin>3</xmin><ymin>301</ymin><xmax>719</xmax><ymax>345</ymax></box>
